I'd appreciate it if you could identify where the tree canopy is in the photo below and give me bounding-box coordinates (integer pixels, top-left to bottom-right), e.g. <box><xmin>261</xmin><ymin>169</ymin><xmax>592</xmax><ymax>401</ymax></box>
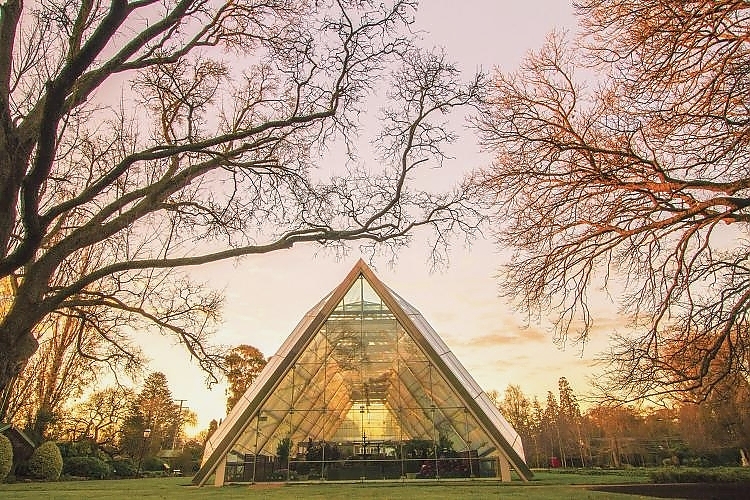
<box><xmin>474</xmin><ymin>0</ymin><xmax>750</xmax><ymax>401</ymax></box>
<box><xmin>121</xmin><ymin>371</ymin><xmax>180</xmax><ymax>457</ymax></box>
<box><xmin>0</xmin><ymin>0</ymin><xmax>484</xmax><ymax>393</ymax></box>
<box><xmin>492</xmin><ymin>379</ymin><xmax>750</xmax><ymax>468</ymax></box>
<box><xmin>224</xmin><ymin>344</ymin><xmax>266</xmax><ymax>413</ymax></box>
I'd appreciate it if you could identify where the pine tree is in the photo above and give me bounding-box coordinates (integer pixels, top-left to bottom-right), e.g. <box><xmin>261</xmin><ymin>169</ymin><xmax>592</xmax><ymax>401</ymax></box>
<box><xmin>529</xmin><ymin>397</ymin><xmax>545</xmax><ymax>468</ymax></box>
<box><xmin>558</xmin><ymin>377</ymin><xmax>586</xmax><ymax>466</ymax></box>
<box><xmin>543</xmin><ymin>391</ymin><xmax>563</xmax><ymax>466</ymax></box>
<box><xmin>121</xmin><ymin>372</ymin><xmax>179</xmax><ymax>458</ymax></box>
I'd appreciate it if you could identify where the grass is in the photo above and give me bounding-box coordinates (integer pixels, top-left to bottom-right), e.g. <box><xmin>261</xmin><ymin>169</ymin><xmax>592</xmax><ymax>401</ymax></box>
<box><xmin>0</xmin><ymin>470</ymin><xmax>658</xmax><ymax>500</ymax></box>
<box><xmin>5</xmin><ymin>468</ymin><xmax>748</xmax><ymax>498</ymax></box>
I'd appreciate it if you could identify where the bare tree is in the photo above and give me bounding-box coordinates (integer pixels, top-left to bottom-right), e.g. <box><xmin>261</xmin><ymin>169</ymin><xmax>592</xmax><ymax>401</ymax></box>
<box><xmin>0</xmin><ymin>0</ymin><xmax>484</xmax><ymax>392</ymax></box>
<box><xmin>55</xmin><ymin>385</ymin><xmax>134</xmax><ymax>450</ymax></box>
<box><xmin>496</xmin><ymin>385</ymin><xmax>532</xmax><ymax>440</ymax></box>
<box><xmin>1</xmin><ymin>313</ymin><xmax>102</xmax><ymax>430</ymax></box>
<box><xmin>473</xmin><ymin>0</ymin><xmax>750</xmax><ymax>401</ymax></box>
<box><xmin>0</xmin><ymin>247</ymin><xmax>145</xmax><ymax>427</ymax></box>
<box><xmin>496</xmin><ymin>384</ymin><xmax>536</xmax><ymax>464</ymax></box>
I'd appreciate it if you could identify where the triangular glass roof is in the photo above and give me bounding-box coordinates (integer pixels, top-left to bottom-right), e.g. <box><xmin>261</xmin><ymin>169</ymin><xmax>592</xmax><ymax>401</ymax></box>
<box><xmin>194</xmin><ymin>261</ymin><xmax>531</xmax><ymax>485</ymax></box>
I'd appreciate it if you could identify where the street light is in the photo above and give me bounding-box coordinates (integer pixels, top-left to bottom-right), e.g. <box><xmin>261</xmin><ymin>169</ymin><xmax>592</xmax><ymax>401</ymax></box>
<box><xmin>431</xmin><ymin>405</ymin><xmax>438</xmax><ymax>479</ymax></box>
<box><xmin>172</xmin><ymin>400</ymin><xmax>187</xmax><ymax>450</ymax></box>
<box><xmin>137</xmin><ymin>428</ymin><xmax>152</xmax><ymax>477</ymax></box>
<box><xmin>360</xmin><ymin>406</ymin><xmax>367</xmax><ymax>456</ymax></box>
<box><xmin>252</xmin><ymin>413</ymin><xmax>267</xmax><ymax>484</ymax></box>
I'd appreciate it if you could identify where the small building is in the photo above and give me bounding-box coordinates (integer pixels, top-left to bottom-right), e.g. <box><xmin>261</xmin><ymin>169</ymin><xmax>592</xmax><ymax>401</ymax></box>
<box><xmin>193</xmin><ymin>260</ymin><xmax>531</xmax><ymax>485</ymax></box>
<box><xmin>0</xmin><ymin>423</ymin><xmax>36</xmax><ymax>470</ymax></box>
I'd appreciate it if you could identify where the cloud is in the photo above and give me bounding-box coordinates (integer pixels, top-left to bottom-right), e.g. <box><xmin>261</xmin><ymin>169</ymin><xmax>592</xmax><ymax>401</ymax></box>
<box><xmin>566</xmin><ymin>314</ymin><xmax>636</xmax><ymax>338</ymax></box>
<box><xmin>460</xmin><ymin>327</ymin><xmax>547</xmax><ymax>347</ymax></box>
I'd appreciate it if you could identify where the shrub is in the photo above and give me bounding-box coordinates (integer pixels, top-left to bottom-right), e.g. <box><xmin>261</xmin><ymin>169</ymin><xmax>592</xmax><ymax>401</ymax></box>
<box><xmin>110</xmin><ymin>458</ymin><xmax>137</xmax><ymax>478</ymax></box>
<box><xmin>28</xmin><ymin>441</ymin><xmax>63</xmax><ymax>481</ymax></box>
<box><xmin>58</xmin><ymin>440</ymin><xmax>108</xmax><ymax>461</ymax></box>
<box><xmin>650</xmin><ymin>467</ymin><xmax>750</xmax><ymax>484</ymax></box>
<box><xmin>270</xmin><ymin>468</ymin><xmax>298</xmax><ymax>481</ymax></box>
<box><xmin>63</xmin><ymin>456</ymin><xmax>112</xmax><ymax>479</ymax></box>
<box><xmin>276</xmin><ymin>437</ymin><xmax>293</xmax><ymax>468</ymax></box>
<box><xmin>0</xmin><ymin>434</ymin><xmax>12</xmax><ymax>482</ymax></box>
<box><xmin>142</xmin><ymin>456</ymin><xmax>166</xmax><ymax>472</ymax></box>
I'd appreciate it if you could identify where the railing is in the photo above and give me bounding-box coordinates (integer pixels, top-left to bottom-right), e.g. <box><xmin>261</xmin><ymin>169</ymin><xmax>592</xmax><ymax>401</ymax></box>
<box><xmin>224</xmin><ymin>455</ymin><xmax>500</xmax><ymax>482</ymax></box>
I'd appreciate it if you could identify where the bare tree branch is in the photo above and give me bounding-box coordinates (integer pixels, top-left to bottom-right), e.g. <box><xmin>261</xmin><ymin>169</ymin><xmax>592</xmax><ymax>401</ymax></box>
<box><xmin>474</xmin><ymin>1</ymin><xmax>750</xmax><ymax>401</ymax></box>
<box><xmin>0</xmin><ymin>0</ymin><xmax>484</xmax><ymax>393</ymax></box>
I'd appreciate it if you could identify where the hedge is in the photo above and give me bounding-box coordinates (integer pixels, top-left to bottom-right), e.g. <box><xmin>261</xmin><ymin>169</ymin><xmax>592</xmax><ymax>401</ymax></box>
<box><xmin>0</xmin><ymin>434</ymin><xmax>12</xmax><ymax>482</ymax></box>
<box><xmin>650</xmin><ymin>467</ymin><xmax>750</xmax><ymax>484</ymax></box>
<box><xmin>63</xmin><ymin>456</ymin><xmax>111</xmax><ymax>479</ymax></box>
<box><xmin>142</xmin><ymin>456</ymin><xmax>166</xmax><ymax>472</ymax></box>
<box><xmin>110</xmin><ymin>458</ymin><xmax>137</xmax><ymax>478</ymax></box>
<box><xmin>58</xmin><ymin>440</ymin><xmax>108</xmax><ymax>461</ymax></box>
<box><xmin>28</xmin><ymin>441</ymin><xmax>63</xmax><ymax>481</ymax></box>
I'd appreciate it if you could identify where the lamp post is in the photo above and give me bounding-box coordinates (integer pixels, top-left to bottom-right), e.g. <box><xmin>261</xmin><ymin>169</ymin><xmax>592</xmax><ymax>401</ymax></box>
<box><xmin>359</xmin><ymin>405</ymin><xmax>369</xmax><ymax>455</ymax></box>
<box><xmin>172</xmin><ymin>400</ymin><xmax>187</xmax><ymax>450</ymax></box>
<box><xmin>137</xmin><ymin>428</ymin><xmax>151</xmax><ymax>477</ymax></box>
<box><xmin>431</xmin><ymin>405</ymin><xmax>438</xmax><ymax>479</ymax></box>
<box><xmin>252</xmin><ymin>412</ymin><xmax>266</xmax><ymax>484</ymax></box>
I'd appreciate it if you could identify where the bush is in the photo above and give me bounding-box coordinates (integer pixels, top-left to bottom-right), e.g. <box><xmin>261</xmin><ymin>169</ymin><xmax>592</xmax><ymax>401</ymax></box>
<box><xmin>58</xmin><ymin>440</ymin><xmax>109</xmax><ymax>461</ymax></box>
<box><xmin>110</xmin><ymin>458</ymin><xmax>137</xmax><ymax>478</ymax></box>
<box><xmin>0</xmin><ymin>434</ymin><xmax>12</xmax><ymax>482</ymax></box>
<box><xmin>270</xmin><ymin>469</ymin><xmax>298</xmax><ymax>481</ymax></box>
<box><xmin>63</xmin><ymin>456</ymin><xmax>112</xmax><ymax>479</ymax></box>
<box><xmin>28</xmin><ymin>441</ymin><xmax>63</xmax><ymax>481</ymax></box>
<box><xmin>650</xmin><ymin>467</ymin><xmax>750</xmax><ymax>483</ymax></box>
<box><xmin>142</xmin><ymin>456</ymin><xmax>166</xmax><ymax>472</ymax></box>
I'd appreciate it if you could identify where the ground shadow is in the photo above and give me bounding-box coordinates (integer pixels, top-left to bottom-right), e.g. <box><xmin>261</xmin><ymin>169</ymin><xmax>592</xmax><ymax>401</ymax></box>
<box><xmin>588</xmin><ymin>483</ymin><xmax>750</xmax><ymax>499</ymax></box>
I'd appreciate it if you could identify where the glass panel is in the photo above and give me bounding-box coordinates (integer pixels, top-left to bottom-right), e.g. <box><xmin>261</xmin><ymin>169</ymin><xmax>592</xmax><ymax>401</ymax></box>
<box><xmin>225</xmin><ymin>273</ymin><xmax>502</xmax><ymax>481</ymax></box>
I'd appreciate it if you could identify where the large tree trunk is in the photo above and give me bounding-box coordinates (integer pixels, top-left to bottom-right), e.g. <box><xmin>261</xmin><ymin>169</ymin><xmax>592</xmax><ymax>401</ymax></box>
<box><xmin>0</xmin><ymin>145</ymin><xmax>21</xmax><ymax>259</ymax></box>
<box><xmin>0</xmin><ymin>308</ymin><xmax>40</xmax><ymax>393</ymax></box>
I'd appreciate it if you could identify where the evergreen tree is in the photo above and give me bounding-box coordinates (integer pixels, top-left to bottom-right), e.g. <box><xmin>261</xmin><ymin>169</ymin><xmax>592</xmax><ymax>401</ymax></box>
<box><xmin>558</xmin><ymin>377</ymin><xmax>586</xmax><ymax>466</ymax></box>
<box><xmin>543</xmin><ymin>391</ymin><xmax>562</xmax><ymax>466</ymax></box>
<box><xmin>529</xmin><ymin>397</ymin><xmax>545</xmax><ymax>468</ymax></box>
<box><xmin>121</xmin><ymin>372</ymin><xmax>179</xmax><ymax>458</ymax></box>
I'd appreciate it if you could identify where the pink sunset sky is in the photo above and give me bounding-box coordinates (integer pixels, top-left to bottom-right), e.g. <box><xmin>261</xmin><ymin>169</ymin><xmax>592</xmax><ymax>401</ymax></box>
<box><xmin>140</xmin><ymin>1</ymin><xmax>623</xmax><ymax>432</ymax></box>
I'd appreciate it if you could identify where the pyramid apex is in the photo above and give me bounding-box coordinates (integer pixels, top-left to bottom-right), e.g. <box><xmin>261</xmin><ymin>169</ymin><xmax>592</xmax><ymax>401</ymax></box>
<box><xmin>352</xmin><ymin>257</ymin><xmax>375</xmax><ymax>273</ymax></box>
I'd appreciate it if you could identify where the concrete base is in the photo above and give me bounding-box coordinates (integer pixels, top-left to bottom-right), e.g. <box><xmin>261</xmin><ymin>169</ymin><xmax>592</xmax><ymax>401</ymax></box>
<box><xmin>214</xmin><ymin>461</ymin><xmax>226</xmax><ymax>486</ymax></box>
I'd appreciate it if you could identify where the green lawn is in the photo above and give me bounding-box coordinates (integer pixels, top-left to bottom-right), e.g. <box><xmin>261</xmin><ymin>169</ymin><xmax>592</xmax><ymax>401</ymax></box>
<box><xmin>0</xmin><ymin>471</ymin><xmax>656</xmax><ymax>500</ymax></box>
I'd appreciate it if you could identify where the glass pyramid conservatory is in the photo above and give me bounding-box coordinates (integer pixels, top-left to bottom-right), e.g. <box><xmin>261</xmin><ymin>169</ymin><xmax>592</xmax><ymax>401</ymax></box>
<box><xmin>193</xmin><ymin>260</ymin><xmax>532</xmax><ymax>485</ymax></box>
